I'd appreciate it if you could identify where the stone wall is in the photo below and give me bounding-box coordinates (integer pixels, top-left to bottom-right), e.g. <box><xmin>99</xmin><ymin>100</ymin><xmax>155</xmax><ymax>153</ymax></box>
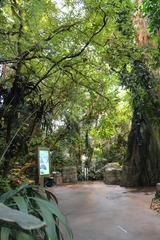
<box><xmin>62</xmin><ymin>166</ymin><xmax>77</xmax><ymax>183</ymax></box>
<box><xmin>104</xmin><ymin>162</ymin><xmax>122</xmax><ymax>185</ymax></box>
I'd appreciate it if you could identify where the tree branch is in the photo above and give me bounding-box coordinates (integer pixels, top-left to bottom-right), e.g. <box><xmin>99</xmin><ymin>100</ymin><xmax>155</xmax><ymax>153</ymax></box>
<box><xmin>0</xmin><ymin>30</ymin><xmax>19</xmax><ymax>36</ymax></box>
<box><xmin>45</xmin><ymin>21</ymin><xmax>81</xmax><ymax>41</ymax></box>
<box><xmin>31</xmin><ymin>10</ymin><xmax>107</xmax><ymax>90</ymax></box>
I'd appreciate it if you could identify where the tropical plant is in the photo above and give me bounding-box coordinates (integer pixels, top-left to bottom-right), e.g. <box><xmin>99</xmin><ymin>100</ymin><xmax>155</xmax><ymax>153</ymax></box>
<box><xmin>0</xmin><ymin>184</ymin><xmax>73</xmax><ymax>240</ymax></box>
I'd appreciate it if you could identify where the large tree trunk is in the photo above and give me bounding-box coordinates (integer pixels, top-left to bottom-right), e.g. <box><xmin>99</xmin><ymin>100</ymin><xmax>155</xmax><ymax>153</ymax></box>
<box><xmin>121</xmin><ymin>110</ymin><xmax>160</xmax><ymax>187</ymax></box>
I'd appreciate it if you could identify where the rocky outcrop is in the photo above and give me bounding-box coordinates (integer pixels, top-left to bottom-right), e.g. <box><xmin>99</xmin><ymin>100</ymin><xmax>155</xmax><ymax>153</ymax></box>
<box><xmin>104</xmin><ymin>162</ymin><xmax>122</xmax><ymax>185</ymax></box>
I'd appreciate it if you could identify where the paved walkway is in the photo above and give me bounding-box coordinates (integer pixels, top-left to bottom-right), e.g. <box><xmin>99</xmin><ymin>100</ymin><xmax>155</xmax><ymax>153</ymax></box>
<box><xmin>51</xmin><ymin>181</ymin><xmax>160</xmax><ymax>240</ymax></box>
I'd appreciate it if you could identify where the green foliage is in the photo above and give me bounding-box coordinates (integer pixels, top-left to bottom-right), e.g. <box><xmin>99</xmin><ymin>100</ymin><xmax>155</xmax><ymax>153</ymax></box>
<box><xmin>0</xmin><ymin>0</ymin><xmax>136</xmax><ymax>176</ymax></box>
<box><xmin>0</xmin><ymin>176</ymin><xmax>11</xmax><ymax>194</ymax></box>
<box><xmin>0</xmin><ymin>184</ymin><xmax>73</xmax><ymax>240</ymax></box>
<box><xmin>141</xmin><ymin>0</ymin><xmax>160</xmax><ymax>66</ymax></box>
<box><xmin>88</xmin><ymin>169</ymin><xmax>103</xmax><ymax>181</ymax></box>
<box><xmin>142</xmin><ymin>0</ymin><xmax>160</xmax><ymax>34</ymax></box>
<box><xmin>89</xmin><ymin>89</ymin><xmax>131</xmax><ymax>165</ymax></box>
<box><xmin>120</xmin><ymin>59</ymin><xmax>160</xmax><ymax>126</ymax></box>
<box><xmin>0</xmin><ymin>203</ymin><xmax>45</xmax><ymax>230</ymax></box>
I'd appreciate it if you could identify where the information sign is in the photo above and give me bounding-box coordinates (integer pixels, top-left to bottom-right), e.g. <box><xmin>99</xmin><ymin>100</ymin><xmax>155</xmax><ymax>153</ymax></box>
<box><xmin>38</xmin><ymin>147</ymin><xmax>50</xmax><ymax>176</ymax></box>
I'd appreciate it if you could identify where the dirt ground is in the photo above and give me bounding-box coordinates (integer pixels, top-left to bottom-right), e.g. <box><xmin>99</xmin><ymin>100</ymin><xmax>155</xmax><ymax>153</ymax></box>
<box><xmin>51</xmin><ymin>181</ymin><xmax>160</xmax><ymax>240</ymax></box>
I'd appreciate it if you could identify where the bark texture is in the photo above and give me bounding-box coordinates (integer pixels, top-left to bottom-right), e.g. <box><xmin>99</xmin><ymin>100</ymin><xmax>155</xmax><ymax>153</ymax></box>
<box><xmin>121</xmin><ymin>111</ymin><xmax>160</xmax><ymax>186</ymax></box>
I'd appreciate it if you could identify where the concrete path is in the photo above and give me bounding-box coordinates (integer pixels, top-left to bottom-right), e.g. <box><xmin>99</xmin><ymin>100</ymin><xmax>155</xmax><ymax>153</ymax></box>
<box><xmin>51</xmin><ymin>181</ymin><xmax>160</xmax><ymax>240</ymax></box>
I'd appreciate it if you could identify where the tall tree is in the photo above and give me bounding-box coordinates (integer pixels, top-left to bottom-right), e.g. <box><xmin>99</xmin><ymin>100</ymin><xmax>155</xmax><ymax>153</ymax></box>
<box><xmin>0</xmin><ymin>0</ymin><xmax>130</xmax><ymax>176</ymax></box>
<box><xmin>121</xmin><ymin>0</ymin><xmax>160</xmax><ymax>186</ymax></box>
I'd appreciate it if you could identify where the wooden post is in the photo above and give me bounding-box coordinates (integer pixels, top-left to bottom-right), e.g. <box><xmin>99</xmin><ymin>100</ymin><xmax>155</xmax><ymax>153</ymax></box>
<box><xmin>39</xmin><ymin>175</ymin><xmax>44</xmax><ymax>187</ymax></box>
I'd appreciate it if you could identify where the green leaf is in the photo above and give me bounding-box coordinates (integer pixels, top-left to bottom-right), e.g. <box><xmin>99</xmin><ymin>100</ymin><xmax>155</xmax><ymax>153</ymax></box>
<box><xmin>0</xmin><ymin>184</ymin><xmax>28</xmax><ymax>203</ymax></box>
<box><xmin>30</xmin><ymin>197</ymin><xmax>73</xmax><ymax>239</ymax></box>
<box><xmin>0</xmin><ymin>227</ymin><xmax>10</xmax><ymax>240</ymax></box>
<box><xmin>0</xmin><ymin>203</ymin><xmax>45</xmax><ymax>230</ymax></box>
<box><xmin>17</xmin><ymin>232</ymin><xmax>35</xmax><ymax>240</ymax></box>
<box><xmin>36</xmin><ymin>201</ymin><xmax>58</xmax><ymax>240</ymax></box>
<box><xmin>13</xmin><ymin>196</ymin><xmax>28</xmax><ymax>213</ymax></box>
<box><xmin>45</xmin><ymin>189</ymin><xmax>58</xmax><ymax>204</ymax></box>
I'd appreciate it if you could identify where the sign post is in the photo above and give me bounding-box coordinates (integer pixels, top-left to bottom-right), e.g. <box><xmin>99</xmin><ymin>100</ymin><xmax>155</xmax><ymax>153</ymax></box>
<box><xmin>38</xmin><ymin>147</ymin><xmax>50</xmax><ymax>186</ymax></box>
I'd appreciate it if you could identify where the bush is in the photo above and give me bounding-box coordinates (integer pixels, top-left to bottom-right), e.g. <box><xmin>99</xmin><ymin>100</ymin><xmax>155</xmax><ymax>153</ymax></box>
<box><xmin>88</xmin><ymin>169</ymin><xmax>103</xmax><ymax>181</ymax></box>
